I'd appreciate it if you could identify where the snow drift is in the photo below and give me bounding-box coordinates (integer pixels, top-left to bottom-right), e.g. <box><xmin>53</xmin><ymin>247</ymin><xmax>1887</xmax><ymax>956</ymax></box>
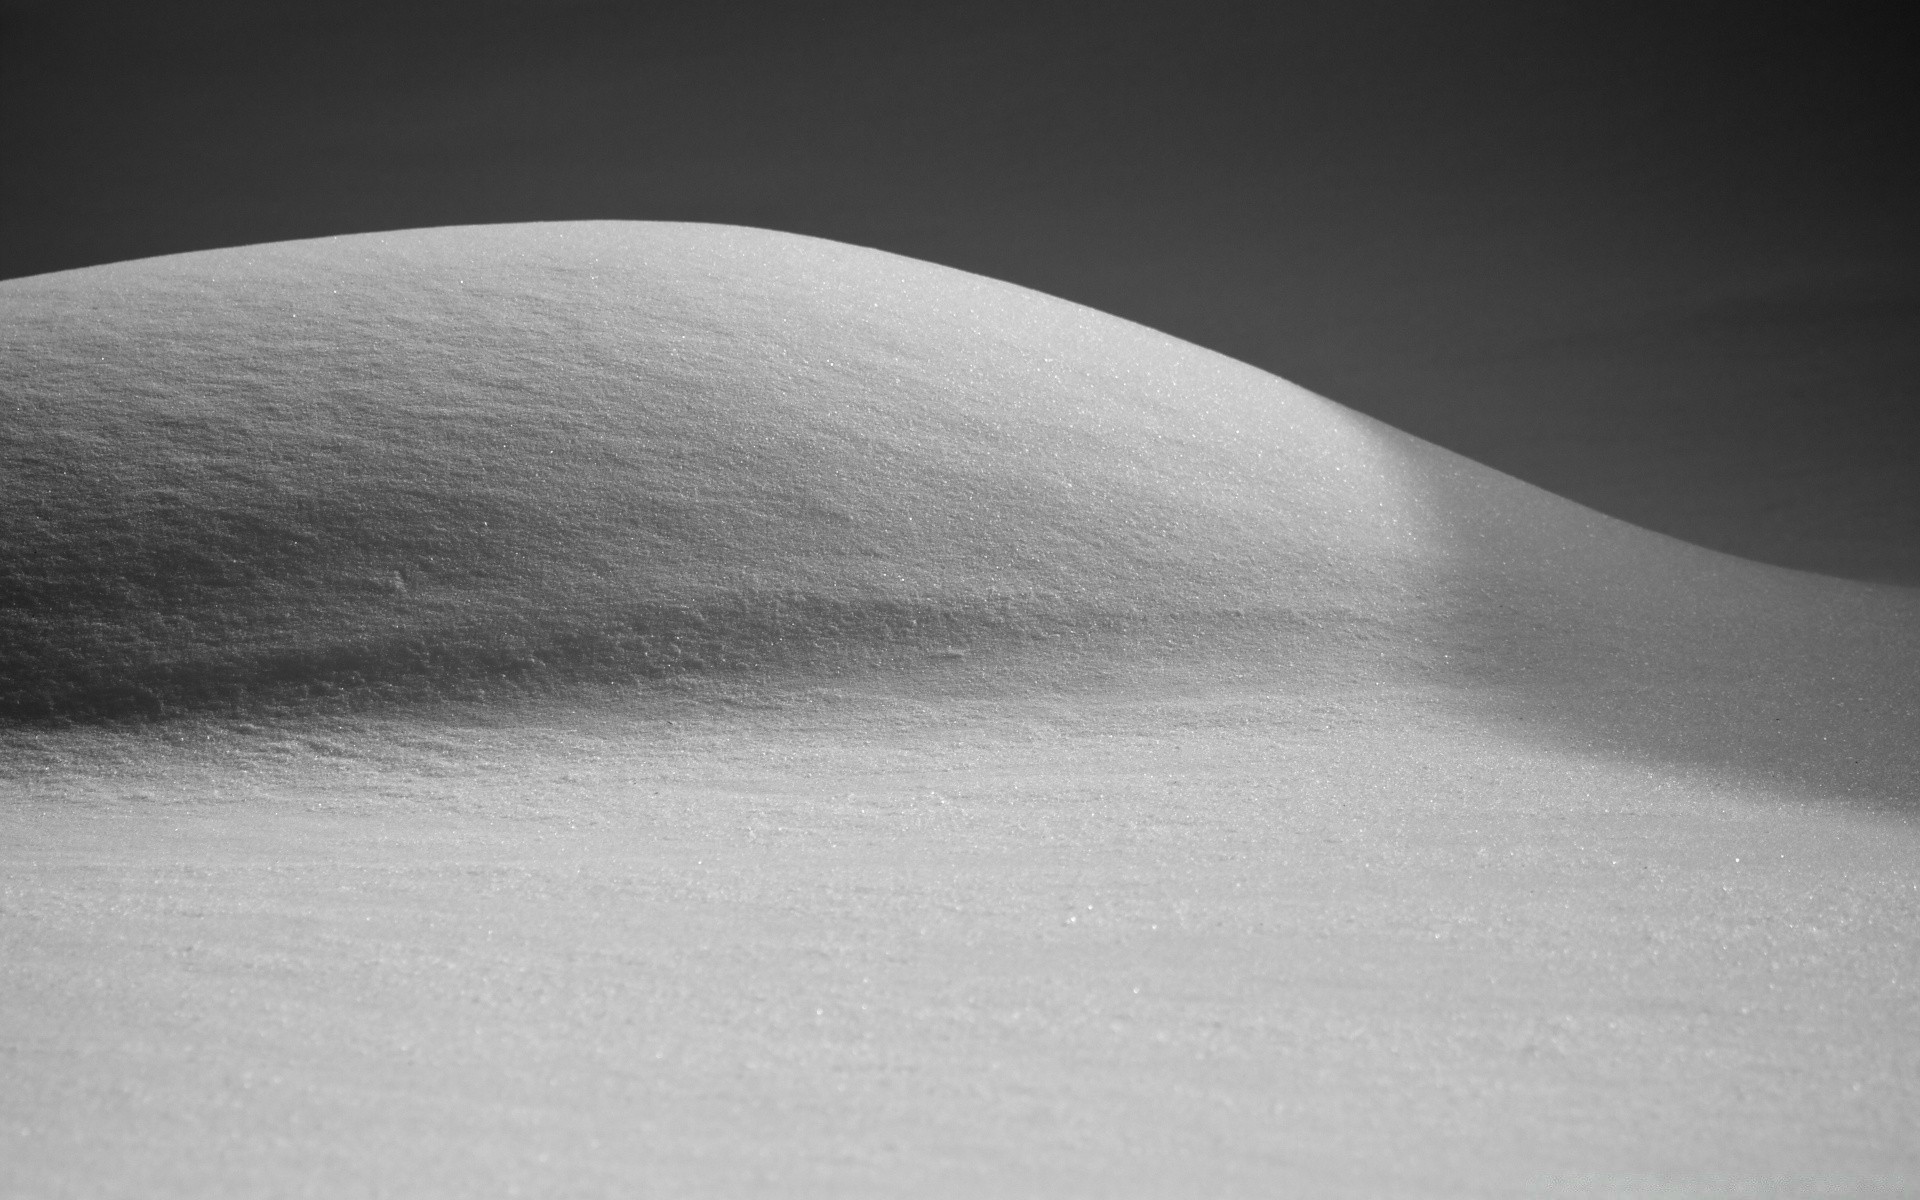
<box><xmin>2</xmin><ymin>222</ymin><xmax>1429</xmax><ymax>714</ymax></box>
<box><xmin>2</xmin><ymin>222</ymin><xmax>1914</xmax><ymax>796</ymax></box>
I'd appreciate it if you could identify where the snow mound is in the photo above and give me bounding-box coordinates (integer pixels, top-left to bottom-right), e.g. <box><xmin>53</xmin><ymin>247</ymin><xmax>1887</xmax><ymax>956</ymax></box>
<box><xmin>2</xmin><ymin>222</ymin><xmax>1915</xmax><ymax>794</ymax></box>
<box><xmin>0</xmin><ymin>222</ymin><xmax>1430</xmax><ymax>716</ymax></box>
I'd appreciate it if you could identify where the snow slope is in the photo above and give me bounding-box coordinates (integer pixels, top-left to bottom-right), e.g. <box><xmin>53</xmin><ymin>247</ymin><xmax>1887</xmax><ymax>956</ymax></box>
<box><xmin>3</xmin><ymin>223</ymin><xmax>1918</xmax><ymax>1196</ymax></box>
<box><xmin>1</xmin><ymin>221</ymin><xmax>1447</xmax><ymax>714</ymax></box>
<box><xmin>4</xmin><ymin>221</ymin><xmax>1914</xmax><ymax>795</ymax></box>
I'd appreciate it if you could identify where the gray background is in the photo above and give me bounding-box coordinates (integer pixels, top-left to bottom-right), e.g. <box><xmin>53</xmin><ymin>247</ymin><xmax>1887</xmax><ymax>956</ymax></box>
<box><xmin>5</xmin><ymin>0</ymin><xmax>1914</xmax><ymax>581</ymax></box>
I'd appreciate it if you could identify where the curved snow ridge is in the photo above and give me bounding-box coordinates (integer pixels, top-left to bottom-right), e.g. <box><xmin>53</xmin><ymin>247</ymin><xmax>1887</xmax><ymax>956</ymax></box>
<box><xmin>2</xmin><ymin>221</ymin><xmax>1915</xmax><ymax>754</ymax></box>
<box><xmin>1</xmin><ymin>221</ymin><xmax>1453</xmax><ymax>718</ymax></box>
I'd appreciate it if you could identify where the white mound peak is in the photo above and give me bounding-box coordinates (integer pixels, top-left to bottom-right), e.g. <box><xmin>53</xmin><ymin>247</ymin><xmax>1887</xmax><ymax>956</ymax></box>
<box><xmin>7</xmin><ymin>225</ymin><xmax>1920</xmax><ymax>1195</ymax></box>
<box><xmin>3</xmin><ymin>221</ymin><xmax>1914</xmax><ymax>796</ymax></box>
<box><xmin>3</xmin><ymin>223</ymin><xmax>1425</xmax><ymax>700</ymax></box>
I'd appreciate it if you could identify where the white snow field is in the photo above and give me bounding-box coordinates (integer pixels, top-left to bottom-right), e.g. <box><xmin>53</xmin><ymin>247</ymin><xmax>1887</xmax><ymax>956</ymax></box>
<box><xmin>3</xmin><ymin>222</ymin><xmax>1918</xmax><ymax>1196</ymax></box>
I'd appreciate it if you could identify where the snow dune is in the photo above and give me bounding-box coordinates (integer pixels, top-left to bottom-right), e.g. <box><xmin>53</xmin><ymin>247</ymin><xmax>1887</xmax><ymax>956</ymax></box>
<box><xmin>4</xmin><ymin>223</ymin><xmax>1918</xmax><ymax>1195</ymax></box>
<box><xmin>4</xmin><ymin>221</ymin><xmax>1914</xmax><ymax>796</ymax></box>
<box><xmin>1</xmin><ymin>223</ymin><xmax>1434</xmax><ymax>709</ymax></box>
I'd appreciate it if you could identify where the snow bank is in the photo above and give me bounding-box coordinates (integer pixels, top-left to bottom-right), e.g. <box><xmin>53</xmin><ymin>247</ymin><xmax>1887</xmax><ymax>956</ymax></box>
<box><xmin>2</xmin><ymin>222</ymin><xmax>1913</xmax><ymax>798</ymax></box>
<box><xmin>0</xmin><ymin>222</ymin><xmax>1440</xmax><ymax>714</ymax></box>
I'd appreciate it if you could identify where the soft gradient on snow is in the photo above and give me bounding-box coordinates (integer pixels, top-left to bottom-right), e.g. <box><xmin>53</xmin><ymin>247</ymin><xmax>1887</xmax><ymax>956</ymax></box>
<box><xmin>3</xmin><ymin>223</ymin><xmax>1917</xmax><ymax>1197</ymax></box>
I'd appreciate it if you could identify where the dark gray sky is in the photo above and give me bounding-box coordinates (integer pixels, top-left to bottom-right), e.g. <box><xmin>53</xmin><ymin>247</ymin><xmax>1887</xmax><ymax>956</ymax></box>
<box><xmin>5</xmin><ymin>0</ymin><xmax>1915</xmax><ymax>581</ymax></box>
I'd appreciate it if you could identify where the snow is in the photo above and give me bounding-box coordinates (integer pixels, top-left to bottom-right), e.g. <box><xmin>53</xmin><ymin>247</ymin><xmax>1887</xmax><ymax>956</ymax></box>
<box><xmin>3</xmin><ymin>222</ymin><xmax>1917</xmax><ymax>1195</ymax></box>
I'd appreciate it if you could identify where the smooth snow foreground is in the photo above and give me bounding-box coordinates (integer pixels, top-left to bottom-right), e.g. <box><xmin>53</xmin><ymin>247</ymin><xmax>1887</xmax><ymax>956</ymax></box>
<box><xmin>3</xmin><ymin>223</ymin><xmax>1917</xmax><ymax>1196</ymax></box>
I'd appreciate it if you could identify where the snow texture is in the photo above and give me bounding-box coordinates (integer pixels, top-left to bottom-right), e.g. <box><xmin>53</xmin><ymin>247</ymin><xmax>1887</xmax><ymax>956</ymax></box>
<box><xmin>2</xmin><ymin>222</ymin><xmax>1917</xmax><ymax>1196</ymax></box>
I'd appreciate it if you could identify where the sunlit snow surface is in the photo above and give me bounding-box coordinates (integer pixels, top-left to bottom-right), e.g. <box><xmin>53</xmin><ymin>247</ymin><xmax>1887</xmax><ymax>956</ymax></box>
<box><xmin>4</xmin><ymin>223</ymin><xmax>1918</xmax><ymax>1196</ymax></box>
